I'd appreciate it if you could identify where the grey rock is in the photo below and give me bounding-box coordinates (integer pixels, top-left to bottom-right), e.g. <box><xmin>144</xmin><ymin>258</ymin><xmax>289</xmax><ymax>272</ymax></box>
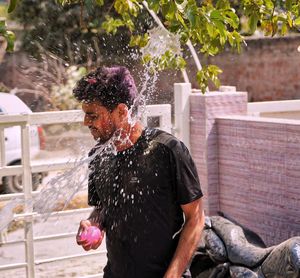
<box><xmin>209</xmin><ymin>263</ymin><xmax>230</xmax><ymax>278</ymax></box>
<box><xmin>230</xmin><ymin>266</ymin><xmax>258</xmax><ymax>278</ymax></box>
<box><xmin>210</xmin><ymin>216</ymin><xmax>273</xmax><ymax>267</ymax></box>
<box><xmin>205</xmin><ymin>216</ymin><xmax>212</xmax><ymax>228</ymax></box>
<box><xmin>217</xmin><ymin>212</ymin><xmax>266</xmax><ymax>248</ymax></box>
<box><xmin>203</xmin><ymin>229</ymin><xmax>227</xmax><ymax>263</ymax></box>
<box><xmin>261</xmin><ymin>237</ymin><xmax>300</xmax><ymax>278</ymax></box>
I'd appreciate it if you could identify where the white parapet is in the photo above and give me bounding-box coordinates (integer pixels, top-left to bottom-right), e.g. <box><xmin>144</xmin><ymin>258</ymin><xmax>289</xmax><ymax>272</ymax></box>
<box><xmin>248</xmin><ymin>99</ymin><xmax>300</xmax><ymax>118</ymax></box>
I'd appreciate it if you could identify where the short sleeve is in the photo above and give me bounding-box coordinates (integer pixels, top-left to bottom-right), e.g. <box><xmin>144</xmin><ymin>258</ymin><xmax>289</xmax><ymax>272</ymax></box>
<box><xmin>170</xmin><ymin>141</ymin><xmax>203</xmax><ymax>205</ymax></box>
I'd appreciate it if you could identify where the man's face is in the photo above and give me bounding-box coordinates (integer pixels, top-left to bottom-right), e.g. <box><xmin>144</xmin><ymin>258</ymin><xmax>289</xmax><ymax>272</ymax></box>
<box><xmin>82</xmin><ymin>102</ymin><xmax>117</xmax><ymax>143</ymax></box>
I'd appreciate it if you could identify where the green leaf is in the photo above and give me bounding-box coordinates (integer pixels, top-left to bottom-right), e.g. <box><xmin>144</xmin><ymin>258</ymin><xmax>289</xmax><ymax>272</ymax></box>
<box><xmin>122</xmin><ymin>13</ymin><xmax>135</xmax><ymax>31</ymax></box>
<box><xmin>227</xmin><ymin>33</ymin><xmax>234</xmax><ymax>46</ymax></box>
<box><xmin>206</xmin><ymin>22</ymin><xmax>216</xmax><ymax>37</ymax></box>
<box><xmin>175</xmin><ymin>12</ymin><xmax>188</xmax><ymax>29</ymax></box>
<box><xmin>216</xmin><ymin>0</ymin><xmax>230</xmax><ymax>10</ymax></box>
<box><xmin>196</xmin><ymin>70</ymin><xmax>209</xmax><ymax>94</ymax></box>
<box><xmin>281</xmin><ymin>21</ymin><xmax>288</xmax><ymax>36</ymax></box>
<box><xmin>294</xmin><ymin>16</ymin><xmax>300</xmax><ymax>26</ymax></box>
<box><xmin>129</xmin><ymin>34</ymin><xmax>149</xmax><ymax>47</ymax></box>
<box><xmin>214</xmin><ymin>20</ymin><xmax>226</xmax><ymax>44</ymax></box>
<box><xmin>95</xmin><ymin>0</ymin><xmax>104</xmax><ymax>6</ymax></box>
<box><xmin>165</xmin><ymin>1</ymin><xmax>177</xmax><ymax>21</ymax></box>
<box><xmin>186</xmin><ymin>5</ymin><xmax>198</xmax><ymax>27</ymax></box>
<box><xmin>8</xmin><ymin>0</ymin><xmax>18</xmax><ymax>13</ymax></box>
<box><xmin>4</xmin><ymin>31</ymin><xmax>15</xmax><ymax>52</ymax></box>
<box><xmin>147</xmin><ymin>0</ymin><xmax>160</xmax><ymax>13</ymax></box>
<box><xmin>264</xmin><ymin>0</ymin><xmax>274</xmax><ymax>11</ymax></box>
<box><xmin>175</xmin><ymin>56</ymin><xmax>186</xmax><ymax>69</ymax></box>
<box><xmin>210</xmin><ymin>10</ymin><xmax>222</xmax><ymax>21</ymax></box>
<box><xmin>0</xmin><ymin>21</ymin><xmax>6</xmax><ymax>33</ymax></box>
<box><xmin>249</xmin><ymin>13</ymin><xmax>259</xmax><ymax>34</ymax></box>
<box><xmin>114</xmin><ymin>0</ymin><xmax>128</xmax><ymax>14</ymax></box>
<box><xmin>286</xmin><ymin>0</ymin><xmax>292</xmax><ymax>11</ymax></box>
<box><xmin>224</xmin><ymin>10</ymin><xmax>239</xmax><ymax>29</ymax></box>
<box><xmin>271</xmin><ymin>19</ymin><xmax>278</xmax><ymax>36</ymax></box>
<box><xmin>287</xmin><ymin>12</ymin><xmax>293</xmax><ymax>27</ymax></box>
<box><xmin>101</xmin><ymin>16</ymin><xmax>125</xmax><ymax>34</ymax></box>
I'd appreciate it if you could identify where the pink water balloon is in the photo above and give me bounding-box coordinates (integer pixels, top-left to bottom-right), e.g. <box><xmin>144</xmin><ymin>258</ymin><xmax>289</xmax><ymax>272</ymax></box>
<box><xmin>80</xmin><ymin>226</ymin><xmax>102</xmax><ymax>245</ymax></box>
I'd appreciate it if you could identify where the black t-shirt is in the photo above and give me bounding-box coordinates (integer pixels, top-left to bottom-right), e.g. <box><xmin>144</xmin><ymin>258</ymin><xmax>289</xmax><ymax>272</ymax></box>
<box><xmin>88</xmin><ymin>128</ymin><xmax>203</xmax><ymax>278</ymax></box>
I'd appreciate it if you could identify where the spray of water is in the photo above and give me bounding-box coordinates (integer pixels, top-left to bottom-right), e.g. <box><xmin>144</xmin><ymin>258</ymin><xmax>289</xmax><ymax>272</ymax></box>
<box><xmin>0</xmin><ymin>26</ymin><xmax>180</xmax><ymax>232</ymax></box>
<box><xmin>141</xmin><ymin>26</ymin><xmax>182</xmax><ymax>59</ymax></box>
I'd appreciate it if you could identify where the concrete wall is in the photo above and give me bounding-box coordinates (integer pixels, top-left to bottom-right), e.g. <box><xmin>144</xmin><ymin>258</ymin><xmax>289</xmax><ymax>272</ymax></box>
<box><xmin>189</xmin><ymin>90</ymin><xmax>300</xmax><ymax>246</ymax></box>
<box><xmin>207</xmin><ymin>35</ymin><xmax>300</xmax><ymax>102</ymax></box>
<box><xmin>217</xmin><ymin>116</ymin><xmax>300</xmax><ymax>246</ymax></box>
<box><xmin>189</xmin><ymin>90</ymin><xmax>248</xmax><ymax>216</ymax></box>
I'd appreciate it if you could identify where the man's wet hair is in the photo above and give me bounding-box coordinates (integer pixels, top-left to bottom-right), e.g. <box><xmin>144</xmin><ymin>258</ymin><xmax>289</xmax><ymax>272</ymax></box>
<box><xmin>73</xmin><ymin>66</ymin><xmax>138</xmax><ymax>111</ymax></box>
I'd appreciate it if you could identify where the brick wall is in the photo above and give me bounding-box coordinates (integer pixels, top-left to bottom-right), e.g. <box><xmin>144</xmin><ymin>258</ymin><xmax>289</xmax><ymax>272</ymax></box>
<box><xmin>189</xmin><ymin>91</ymin><xmax>248</xmax><ymax>216</ymax></box>
<box><xmin>217</xmin><ymin>116</ymin><xmax>300</xmax><ymax>246</ymax></box>
<box><xmin>207</xmin><ymin>35</ymin><xmax>300</xmax><ymax>102</ymax></box>
<box><xmin>150</xmin><ymin>35</ymin><xmax>300</xmax><ymax>105</ymax></box>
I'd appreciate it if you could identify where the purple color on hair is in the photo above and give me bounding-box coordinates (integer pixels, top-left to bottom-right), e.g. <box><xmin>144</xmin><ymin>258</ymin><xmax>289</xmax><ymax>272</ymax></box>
<box><xmin>73</xmin><ymin>66</ymin><xmax>138</xmax><ymax>111</ymax></box>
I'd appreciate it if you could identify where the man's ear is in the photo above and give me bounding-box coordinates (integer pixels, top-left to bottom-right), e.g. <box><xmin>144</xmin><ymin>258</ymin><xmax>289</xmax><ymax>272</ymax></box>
<box><xmin>117</xmin><ymin>103</ymin><xmax>128</xmax><ymax>118</ymax></box>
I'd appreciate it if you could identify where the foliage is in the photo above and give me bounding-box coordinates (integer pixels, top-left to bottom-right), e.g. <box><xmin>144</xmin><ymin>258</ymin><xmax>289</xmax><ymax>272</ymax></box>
<box><xmin>0</xmin><ymin>20</ymin><xmax>15</xmax><ymax>52</ymax></box>
<box><xmin>8</xmin><ymin>0</ymin><xmax>152</xmax><ymax>65</ymax></box>
<box><xmin>5</xmin><ymin>0</ymin><xmax>300</xmax><ymax>92</ymax></box>
<box><xmin>241</xmin><ymin>0</ymin><xmax>300</xmax><ymax>36</ymax></box>
<box><xmin>0</xmin><ymin>2</ymin><xmax>15</xmax><ymax>52</ymax></box>
<box><xmin>54</xmin><ymin>0</ymin><xmax>300</xmax><ymax>92</ymax></box>
<box><xmin>10</xmin><ymin>0</ymin><xmax>110</xmax><ymax>64</ymax></box>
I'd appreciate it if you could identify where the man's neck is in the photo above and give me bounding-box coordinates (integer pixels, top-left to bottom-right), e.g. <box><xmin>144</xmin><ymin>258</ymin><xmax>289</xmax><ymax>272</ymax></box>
<box><xmin>114</xmin><ymin>121</ymin><xmax>144</xmax><ymax>152</ymax></box>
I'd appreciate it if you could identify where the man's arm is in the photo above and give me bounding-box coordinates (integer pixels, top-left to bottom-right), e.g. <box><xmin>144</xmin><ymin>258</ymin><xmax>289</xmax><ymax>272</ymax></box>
<box><xmin>164</xmin><ymin>198</ymin><xmax>205</xmax><ymax>278</ymax></box>
<box><xmin>88</xmin><ymin>207</ymin><xmax>104</xmax><ymax>227</ymax></box>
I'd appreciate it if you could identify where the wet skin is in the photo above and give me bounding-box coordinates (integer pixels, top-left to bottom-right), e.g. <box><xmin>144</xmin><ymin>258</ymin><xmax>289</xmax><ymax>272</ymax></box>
<box><xmin>82</xmin><ymin>101</ymin><xmax>143</xmax><ymax>150</ymax></box>
<box><xmin>82</xmin><ymin>102</ymin><xmax>118</xmax><ymax>143</ymax></box>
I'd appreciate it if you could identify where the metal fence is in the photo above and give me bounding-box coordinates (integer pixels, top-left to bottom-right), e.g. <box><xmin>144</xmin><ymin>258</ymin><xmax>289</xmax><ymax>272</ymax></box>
<box><xmin>0</xmin><ymin>104</ymin><xmax>172</xmax><ymax>278</ymax></box>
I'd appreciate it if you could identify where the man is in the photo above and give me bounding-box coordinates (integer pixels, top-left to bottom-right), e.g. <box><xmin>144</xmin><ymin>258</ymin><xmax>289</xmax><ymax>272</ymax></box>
<box><xmin>74</xmin><ymin>66</ymin><xmax>205</xmax><ymax>278</ymax></box>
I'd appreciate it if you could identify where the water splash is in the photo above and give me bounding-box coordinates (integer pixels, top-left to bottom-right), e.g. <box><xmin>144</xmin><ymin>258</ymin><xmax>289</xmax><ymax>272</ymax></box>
<box><xmin>0</xmin><ymin>26</ymin><xmax>181</xmax><ymax>231</ymax></box>
<box><xmin>141</xmin><ymin>26</ymin><xmax>182</xmax><ymax>59</ymax></box>
<box><xmin>34</xmin><ymin>138</ymin><xmax>118</xmax><ymax>221</ymax></box>
<box><xmin>0</xmin><ymin>198</ymin><xmax>23</xmax><ymax>231</ymax></box>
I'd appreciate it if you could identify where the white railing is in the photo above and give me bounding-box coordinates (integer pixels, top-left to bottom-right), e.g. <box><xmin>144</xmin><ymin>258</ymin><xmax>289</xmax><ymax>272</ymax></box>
<box><xmin>0</xmin><ymin>104</ymin><xmax>172</xmax><ymax>278</ymax></box>
<box><xmin>248</xmin><ymin>99</ymin><xmax>300</xmax><ymax>119</ymax></box>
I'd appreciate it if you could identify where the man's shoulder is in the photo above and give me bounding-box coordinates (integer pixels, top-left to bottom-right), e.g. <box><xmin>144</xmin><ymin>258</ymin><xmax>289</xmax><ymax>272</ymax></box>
<box><xmin>147</xmin><ymin>128</ymin><xmax>188</xmax><ymax>154</ymax></box>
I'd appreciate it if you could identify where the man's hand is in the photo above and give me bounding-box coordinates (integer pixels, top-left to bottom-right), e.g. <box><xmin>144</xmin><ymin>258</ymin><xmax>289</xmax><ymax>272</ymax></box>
<box><xmin>76</xmin><ymin>219</ymin><xmax>104</xmax><ymax>251</ymax></box>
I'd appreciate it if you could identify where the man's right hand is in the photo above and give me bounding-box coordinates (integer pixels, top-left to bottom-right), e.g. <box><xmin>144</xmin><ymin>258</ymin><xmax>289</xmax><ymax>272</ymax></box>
<box><xmin>76</xmin><ymin>219</ymin><xmax>104</xmax><ymax>251</ymax></box>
